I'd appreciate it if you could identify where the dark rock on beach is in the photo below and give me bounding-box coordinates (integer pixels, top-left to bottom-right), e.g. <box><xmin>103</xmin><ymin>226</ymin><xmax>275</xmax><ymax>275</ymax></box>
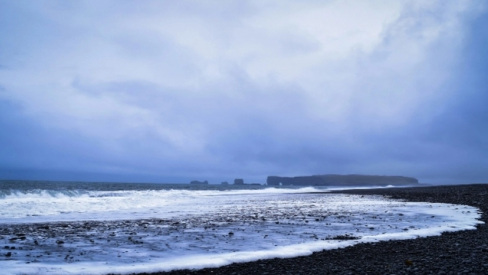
<box><xmin>145</xmin><ymin>184</ymin><xmax>488</xmax><ymax>275</ymax></box>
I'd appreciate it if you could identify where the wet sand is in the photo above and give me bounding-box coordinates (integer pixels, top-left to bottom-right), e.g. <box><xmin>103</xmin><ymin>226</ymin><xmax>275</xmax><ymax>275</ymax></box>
<box><xmin>149</xmin><ymin>184</ymin><xmax>488</xmax><ymax>275</ymax></box>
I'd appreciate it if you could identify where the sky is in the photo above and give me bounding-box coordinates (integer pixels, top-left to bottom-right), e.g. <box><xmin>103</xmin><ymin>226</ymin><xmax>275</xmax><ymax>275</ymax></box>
<box><xmin>1</xmin><ymin>0</ymin><xmax>487</xmax><ymax>184</ymax></box>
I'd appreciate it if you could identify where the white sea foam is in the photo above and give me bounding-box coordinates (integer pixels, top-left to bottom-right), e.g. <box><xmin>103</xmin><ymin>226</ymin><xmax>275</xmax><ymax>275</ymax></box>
<box><xmin>0</xmin><ymin>187</ymin><xmax>483</xmax><ymax>274</ymax></box>
<box><xmin>0</xmin><ymin>187</ymin><xmax>324</xmax><ymax>223</ymax></box>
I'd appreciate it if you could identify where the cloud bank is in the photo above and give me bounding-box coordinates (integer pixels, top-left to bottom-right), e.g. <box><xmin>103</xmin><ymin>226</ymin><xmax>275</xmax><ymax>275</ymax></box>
<box><xmin>1</xmin><ymin>0</ymin><xmax>487</xmax><ymax>183</ymax></box>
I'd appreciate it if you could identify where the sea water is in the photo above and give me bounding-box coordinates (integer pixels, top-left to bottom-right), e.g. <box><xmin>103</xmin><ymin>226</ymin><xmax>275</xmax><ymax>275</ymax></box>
<box><xmin>0</xmin><ymin>181</ymin><xmax>483</xmax><ymax>274</ymax></box>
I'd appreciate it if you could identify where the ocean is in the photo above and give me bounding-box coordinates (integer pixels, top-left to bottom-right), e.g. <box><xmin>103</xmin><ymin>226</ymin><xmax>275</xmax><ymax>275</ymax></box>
<box><xmin>0</xmin><ymin>181</ymin><xmax>483</xmax><ymax>274</ymax></box>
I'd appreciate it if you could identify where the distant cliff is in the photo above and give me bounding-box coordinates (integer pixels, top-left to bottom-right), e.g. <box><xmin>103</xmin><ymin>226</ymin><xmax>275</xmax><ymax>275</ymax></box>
<box><xmin>266</xmin><ymin>174</ymin><xmax>418</xmax><ymax>186</ymax></box>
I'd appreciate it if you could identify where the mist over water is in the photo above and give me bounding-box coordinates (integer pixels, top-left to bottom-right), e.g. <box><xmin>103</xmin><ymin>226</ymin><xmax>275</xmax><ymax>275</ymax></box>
<box><xmin>0</xmin><ymin>181</ymin><xmax>482</xmax><ymax>274</ymax></box>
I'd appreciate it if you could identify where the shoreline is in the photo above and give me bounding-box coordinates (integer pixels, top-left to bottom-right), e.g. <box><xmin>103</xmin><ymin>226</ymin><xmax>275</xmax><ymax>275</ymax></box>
<box><xmin>147</xmin><ymin>184</ymin><xmax>488</xmax><ymax>275</ymax></box>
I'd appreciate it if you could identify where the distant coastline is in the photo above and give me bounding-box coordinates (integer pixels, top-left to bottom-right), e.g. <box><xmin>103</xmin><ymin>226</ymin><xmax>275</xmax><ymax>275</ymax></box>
<box><xmin>188</xmin><ymin>174</ymin><xmax>419</xmax><ymax>187</ymax></box>
<box><xmin>266</xmin><ymin>174</ymin><xmax>418</xmax><ymax>186</ymax></box>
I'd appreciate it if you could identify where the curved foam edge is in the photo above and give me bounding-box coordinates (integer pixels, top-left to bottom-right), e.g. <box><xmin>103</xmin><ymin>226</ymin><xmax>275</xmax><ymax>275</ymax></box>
<box><xmin>1</xmin><ymin>203</ymin><xmax>482</xmax><ymax>275</ymax></box>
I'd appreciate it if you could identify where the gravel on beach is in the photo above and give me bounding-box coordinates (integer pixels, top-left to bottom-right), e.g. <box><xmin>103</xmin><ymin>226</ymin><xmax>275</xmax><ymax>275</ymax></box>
<box><xmin>147</xmin><ymin>184</ymin><xmax>488</xmax><ymax>275</ymax></box>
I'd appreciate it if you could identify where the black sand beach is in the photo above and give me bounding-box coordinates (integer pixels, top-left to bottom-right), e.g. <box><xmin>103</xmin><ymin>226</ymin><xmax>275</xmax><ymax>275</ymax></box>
<box><xmin>148</xmin><ymin>184</ymin><xmax>488</xmax><ymax>275</ymax></box>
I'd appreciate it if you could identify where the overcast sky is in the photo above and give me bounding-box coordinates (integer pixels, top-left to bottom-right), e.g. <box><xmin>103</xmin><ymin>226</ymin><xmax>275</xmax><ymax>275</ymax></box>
<box><xmin>1</xmin><ymin>0</ymin><xmax>487</xmax><ymax>184</ymax></box>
